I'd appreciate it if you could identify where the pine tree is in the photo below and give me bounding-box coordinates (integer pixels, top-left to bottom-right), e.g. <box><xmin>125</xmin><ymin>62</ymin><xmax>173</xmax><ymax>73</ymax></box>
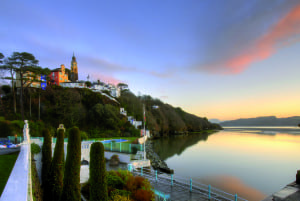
<box><xmin>61</xmin><ymin>127</ymin><xmax>81</xmax><ymax>201</ymax></box>
<box><xmin>46</xmin><ymin>129</ymin><xmax>64</xmax><ymax>201</ymax></box>
<box><xmin>90</xmin><ymin>142</ymin><xmax>108</xmax><ymax>201</ymax></box>
<box><xmin>41</xmin><ymin>129</ymin><xmax>52</xmax><ymax>186</ymax></box>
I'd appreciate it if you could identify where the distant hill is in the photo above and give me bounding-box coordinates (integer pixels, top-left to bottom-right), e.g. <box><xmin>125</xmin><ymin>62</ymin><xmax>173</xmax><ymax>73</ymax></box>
<box><xmin>209</xmin><ymin>119</ymin><xmax>221</xmax><ymax>124</ymax></box>
<box><xmin>220</xmin><ymin>116</ymin><xmax>300</xmax><ymax>126</ymax></box>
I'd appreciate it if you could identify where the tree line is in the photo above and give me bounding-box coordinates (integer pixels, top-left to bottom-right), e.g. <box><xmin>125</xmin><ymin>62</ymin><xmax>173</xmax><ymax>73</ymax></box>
<box><xmin>119</xmin><ymin>91</ymin><xmax>222</xmax><ymax>137</ymax></box>
<box><xmin>0</xmin><ymin>51</ymin><xmax>221</xmax><ymax>138</ymax></box>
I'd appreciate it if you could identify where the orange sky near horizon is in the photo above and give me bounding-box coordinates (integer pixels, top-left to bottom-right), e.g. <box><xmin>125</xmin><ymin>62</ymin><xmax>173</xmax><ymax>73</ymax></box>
<box><xmin>191</xmin><ymin>91</ymin><xmax>300</xmax><ymax>121</ymax></box>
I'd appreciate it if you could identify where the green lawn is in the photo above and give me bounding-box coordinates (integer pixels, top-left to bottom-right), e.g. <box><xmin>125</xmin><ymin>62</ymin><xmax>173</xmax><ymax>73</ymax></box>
<box><xmin>90</xmin><ymin>137</ymin><xmax>139</xmax><ymax>144</ymax></box>
<box><xmin>0</xmin><ymin>152</ymin><xmax>19</xmax><ymax>196</ymax></box>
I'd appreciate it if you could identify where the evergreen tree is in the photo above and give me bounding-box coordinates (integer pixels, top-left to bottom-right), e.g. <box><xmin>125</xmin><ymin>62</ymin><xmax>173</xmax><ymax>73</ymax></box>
<box><xmin>61</xmin><ymin>127</ymin><xmax>81</xmax><ymax>201</ymax></box>
<box><xmin>41</xmin><ymin>129</ymin><xmax>52</xmax><ymax>186</ymax></box>
<box><xmin>90</xmin><ymin>142</ymin><xmax>108</xmax><ymax>201</ymax></box>
<box><xmin>46</xmin><ymin>129</ymin><xmax>64</xmax><ymax>201</ymax></box>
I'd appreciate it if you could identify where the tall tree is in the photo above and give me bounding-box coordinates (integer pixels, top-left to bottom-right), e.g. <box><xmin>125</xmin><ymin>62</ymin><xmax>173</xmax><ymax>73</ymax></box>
<box><xmin>90</xmin><ymin>142</ymin><xmax>108</xmax><ymax>201</ymax></box>
<box><xmin>61</xmin><ymin>127</ymin><xmax>81</xmax><ymax>201</ymax></box>
<box><xmin>4</xmin><ymin>52</ymin><xmax>38</xmax><ymax>120</ymax></box>
<box><xmin>1</xmin><ymin>58</ymin><xmax>17</xmax><ymax>113</ymax></box>
<box><xmin>41</xmin><ymin>128</ymin><xmax>52</xmax><ymax>187</ymax></box>
<box><xmin>1</xmin><ymin>52</ymin><xmax>50</xmax><ymax>119</ymax></box>
<box><xmin>46</xmin><ymin>129</ymin><xmax>64</xmax><ymax>201</ymax></box>
<box><xmin>0</xmin><ymin>53</ymin><xmax>4</xmax><ymax>64</ymax></box>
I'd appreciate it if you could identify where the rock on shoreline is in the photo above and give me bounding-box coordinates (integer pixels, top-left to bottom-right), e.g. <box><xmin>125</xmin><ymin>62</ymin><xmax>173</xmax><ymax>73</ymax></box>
<box><xmin>145</xmin><ymin>140</ymin><xmax>174</xmax><ymax>174</ymax></box>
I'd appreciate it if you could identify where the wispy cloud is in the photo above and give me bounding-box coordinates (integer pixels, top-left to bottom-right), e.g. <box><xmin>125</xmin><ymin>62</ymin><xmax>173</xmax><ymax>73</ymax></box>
<box><xmin>225</xmin><ymin>4</ymin><xmax>300</xmax><ymax>74</ymax></box>
<box><xmin>196</xmin><ymin>3</ymin><xmax>300</xmax><ymax>74</ymax></box>
<box><xmin>82</xmin><ymin>56</ymin><xmax>175</xmax><ymax>78</ymax></box>
<box><xmin>80</xmin><ymin>72</ymin><xmax>122</xmax><ymax>85</ymax></box>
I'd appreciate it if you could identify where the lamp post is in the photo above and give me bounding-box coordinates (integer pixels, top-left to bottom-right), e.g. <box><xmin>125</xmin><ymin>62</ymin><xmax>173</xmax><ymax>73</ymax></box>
<box><xmin>143</xmin><ymin>104</ymin><xmax>146</xmax><ymax>160</ymax></box>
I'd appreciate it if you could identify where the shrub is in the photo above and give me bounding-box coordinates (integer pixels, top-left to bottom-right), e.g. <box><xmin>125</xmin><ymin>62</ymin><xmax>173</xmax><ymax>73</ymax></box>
<box><xmin>110</xmin><ymin>189</ymin><xmax>131</xmax><ymax>200</ymax></box>
<box><xmin>110</xmin><ymin>194</ymin><xmax>131</xmax><ymax>201</ymax></box>
<box><xmin>81</xmin><ymin>169</ymin><xmax>153</xmax><ymax>201</ymax></box>
<box><xmin>107</xmin><ymin>171</ymin><xmax>124</xmax><ymax>190</ymax></box>
<box><xmin>115</xmin><ymin>169</ymin><xmax>130</xmax><ymax>182</ymax></box>
<box><xmin>89</xmin><ymin>142</ymin><xmax>108</xmax><ymax>201</ymax></box>
<box><xmin>41</xmin><ymin>129</ymin><xmax>52</xmax><ymax>188</ymax></box>
<box><xmin>0</xmin><ymin>121</ymin><xmax>12</xmax><ymax>137</ymax></box>
<box><xmin>31</xmin><ymin>143</ymin><xmax>41</xmax><ymax>155</ymax></box>
<box><xmin>133</xmin><ymin>189</ymin><xmax>154</xmax><ymax>201</ymax></box>
<box><xmin>127</xmin><ymin>176</ymin><xmax>154</xmax><ymax>201</ymax></box>
<box><xmin>45</xmin><ymin>129</ymin><xmax>64</xmax><ymax>201</ymax></box>
<box><xmin>110</xmin><ymin>154</ymin><xmax>120</xmax><ymax>162</ymax></box>
<box><xmin>61</xmin><ymin>127</ymin><xmax>81</xmax><ymax>201</ymax></box>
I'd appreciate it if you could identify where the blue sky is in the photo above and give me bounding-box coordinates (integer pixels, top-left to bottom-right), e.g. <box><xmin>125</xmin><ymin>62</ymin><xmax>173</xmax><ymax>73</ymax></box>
<box><xmin>1</xmin><ymin>0</ymin><xmax>300</xmax><ymax>120</ymax></box>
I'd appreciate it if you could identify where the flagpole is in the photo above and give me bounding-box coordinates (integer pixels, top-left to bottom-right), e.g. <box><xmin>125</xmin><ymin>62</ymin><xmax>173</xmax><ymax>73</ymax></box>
<box><xmin>143</xmin><ymin>104</ymin><xmax>146</xmax><ymax>160</ymax></box>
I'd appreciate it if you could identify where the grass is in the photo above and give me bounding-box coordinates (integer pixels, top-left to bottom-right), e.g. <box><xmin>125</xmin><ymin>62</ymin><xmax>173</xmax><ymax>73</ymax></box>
<box><xmin>0</xmin><ymin>152</ymin><xmax>19</xmax><ymax>196</ymax></box>
<box><xmin>90</xmin><ymin>137</ymin><xmax>138</xmax><ymax>144</ymax></box>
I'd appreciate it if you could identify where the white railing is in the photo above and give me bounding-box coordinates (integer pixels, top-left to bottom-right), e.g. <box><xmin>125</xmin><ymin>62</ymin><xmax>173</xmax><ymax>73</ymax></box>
<box><xmin>0</xmin><ymin>120</ymin><xmax>33</xmax><ymax>201</ymax></box>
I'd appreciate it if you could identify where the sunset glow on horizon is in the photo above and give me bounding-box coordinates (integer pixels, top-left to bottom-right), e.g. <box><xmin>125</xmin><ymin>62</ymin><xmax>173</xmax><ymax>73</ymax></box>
<box><xmin>1</xmin><ymin>0</ymin><xmax>300</xmax><ymax>121</ymax></box>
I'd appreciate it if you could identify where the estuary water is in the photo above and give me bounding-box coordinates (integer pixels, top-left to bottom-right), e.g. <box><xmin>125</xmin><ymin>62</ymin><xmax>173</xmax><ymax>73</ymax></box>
<box><xmin>152</xmin><ymin>127</ymin><xmax>300</xmax><ymax>201</ymax></box>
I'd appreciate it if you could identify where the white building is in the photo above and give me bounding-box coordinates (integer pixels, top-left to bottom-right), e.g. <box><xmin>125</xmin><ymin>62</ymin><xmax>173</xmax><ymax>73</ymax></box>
<box><xmin>132</xmin><ymin>120</ymin><xmax>142</xmax><ymax>129</ymax></box>
<box><xmin>92</xmin><ymin>84</ymin><xmax>105</xmax><ymax>91</ymax></box>
<box><xmin>60</xmin><ymin>82</ymin><xmax>86</xmax><ymax>88</ymax></box>
<box><xmin>110</xmin><ymin>87</ymin><xmax>121</xmax><ymax>98</ymax></box>
<box><xmin>128</xmin><ymin>116</ymin><xmax>134</xmax><ymax>122</ymax></box>
<box><xmin>120</xmin><ymin>108</ymin><xmax>127</xmax><ymax>116</ymax></box>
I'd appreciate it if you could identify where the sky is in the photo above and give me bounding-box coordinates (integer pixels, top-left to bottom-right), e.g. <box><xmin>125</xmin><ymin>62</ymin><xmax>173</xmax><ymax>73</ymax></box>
<box><xmin>1</xmin><ymin>0</ymin><xmax>300</xmax><ymax>121</ymax></box>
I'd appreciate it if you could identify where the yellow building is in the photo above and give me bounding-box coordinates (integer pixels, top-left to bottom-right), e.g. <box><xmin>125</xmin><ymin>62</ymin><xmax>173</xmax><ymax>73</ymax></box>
<box><xmin>49</xmin><ymin>64</ymin><xmax>69</xmax><ymax>85</ymax></box>
<box><xmin>16</xmin><ymin>71</ymin><xmax>41</xmax><ymax>88</ymax></box>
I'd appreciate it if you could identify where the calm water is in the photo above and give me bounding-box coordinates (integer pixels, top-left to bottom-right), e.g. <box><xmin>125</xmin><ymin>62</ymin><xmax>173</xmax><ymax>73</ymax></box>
<box><xmin>153</xmin><ymin>127</ymin><xmax>300</xmax><ymax>201</ymax></box>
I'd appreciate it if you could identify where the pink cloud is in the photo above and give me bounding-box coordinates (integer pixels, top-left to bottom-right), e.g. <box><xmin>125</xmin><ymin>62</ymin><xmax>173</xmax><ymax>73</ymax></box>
<box><xmin>91</xmin><ymin>73</ymin><xmax>122</xmax><ymax>85</ymax></box>
<box><xmin>79</xmin><ymin>71</ymin><xmax>122</xmax><ymax>85</ymax></box>
<box><xmin>206</xmin><ymin>4</ymin><xmax>300</xmax><ymax>74</ymax></box>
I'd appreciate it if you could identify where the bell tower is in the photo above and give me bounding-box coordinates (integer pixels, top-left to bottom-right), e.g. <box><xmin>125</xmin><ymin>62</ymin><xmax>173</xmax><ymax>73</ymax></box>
<box><xmin>71</xmin><ymin>52</ymin><xmax>78</xmax><ymax>82</ymax></box>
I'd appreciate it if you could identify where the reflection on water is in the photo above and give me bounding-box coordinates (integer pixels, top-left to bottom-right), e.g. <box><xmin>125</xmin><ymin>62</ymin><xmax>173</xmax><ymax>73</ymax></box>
<box><xmin>153</xmin><ymin>133</ymin><xmax>210</xmax><ymax>161</ymax></box>
<box><xmin>196</xmin><ymin>175</ymin><xmax>266</xmax><ymax>201</ymax></box>
<box><xmin>153</xmin><ymin>129</ymin><xmax>300</xmax><ymax>200</ymax></box>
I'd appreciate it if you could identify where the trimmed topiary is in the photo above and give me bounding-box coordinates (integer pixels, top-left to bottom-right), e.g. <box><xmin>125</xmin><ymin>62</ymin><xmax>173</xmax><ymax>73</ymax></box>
<box><xmin>41</xmin><ymin>128</ymin><xmax>52</xmax><ymax>187</ymax></box>
<box><xmin>296</xmin><ymin>170</ymin><xmax>300</xmax><ymax>184</ymax></box>
<box><xmin>90</xmin><ymin>142</ymin><xmax>108</xmax><ymax>201</ymax></box>
<box><xmin>31</xmin><ymin>143</ymin><xmax>41</xmax><ymax>155</ymax></box>
<box><xmin>61</xmin><ymin>127</ymin><xmax>81</xmax><ymax>201</ymax></box>
<box><xmin>45</xmin><ymin>129</ymin><xmax>64</xmax><ymax>201</ymax></box>
<box><xmin>109</xmin><ymin>154</ymin><xmax>120</xmax><ymax>166</ymax></box>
